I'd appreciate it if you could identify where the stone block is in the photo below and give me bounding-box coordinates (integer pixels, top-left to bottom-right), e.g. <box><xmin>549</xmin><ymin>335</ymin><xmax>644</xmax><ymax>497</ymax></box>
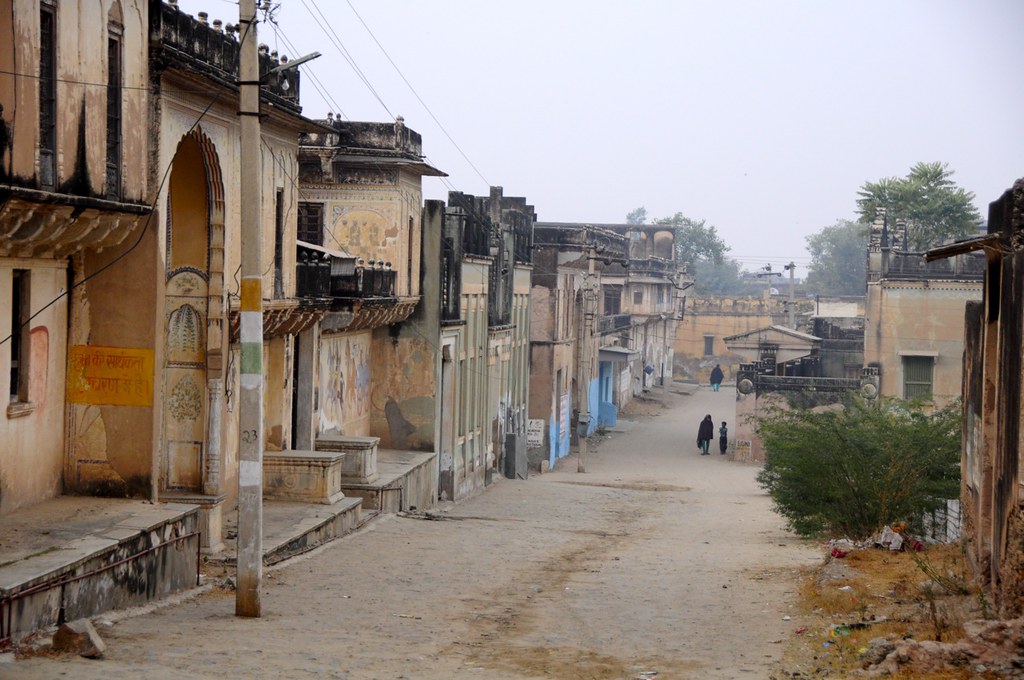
<box><xmin>263</xmin><ymin>450</ymin><xmax>347</xmax><ymax>504</ymax></box>
<box><xmin>315</xmin><ymin>435</ymin><xmax>379</xmax><ymax>483</ymax></box>
<box><xmin>52</xmin><ymin>619</ymin><xmax>106</xmax><ymax>658</ymax></box>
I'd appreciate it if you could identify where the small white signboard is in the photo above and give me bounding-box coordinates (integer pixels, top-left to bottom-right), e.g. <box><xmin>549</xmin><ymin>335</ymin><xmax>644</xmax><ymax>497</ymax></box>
<box><xmin>526</xmin><ymin>419</ymin><xmax>545</xmax><ymax>447</ymax></box>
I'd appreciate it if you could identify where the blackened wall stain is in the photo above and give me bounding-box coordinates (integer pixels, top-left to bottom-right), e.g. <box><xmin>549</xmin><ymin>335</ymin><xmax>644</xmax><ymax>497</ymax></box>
<box><xmin>0</xmin><ymin>102</ymin><xmax>11</xmax><ymax>182</ymax></box>
<box><xmin>56</xmin><ymin>98</ymin><xmax>91</xmax><ymax>197</ymax></box>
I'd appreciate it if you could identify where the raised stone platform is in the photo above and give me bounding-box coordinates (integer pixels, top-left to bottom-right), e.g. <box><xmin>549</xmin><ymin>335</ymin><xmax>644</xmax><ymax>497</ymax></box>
<box><xmin>0</xmin><ymin>499</ymin><xmax>200</xmax><ymax>643</ymax></box>
<box><xmin>338</xmin><ymin>449</ymin><xmax>437</xmax><ymax>513</ymax></box>
<box><xmin>217</xmin><ymin>496</ymin><xmax>367</xmax><ymax>566</ymax></box>
<box><xmin>315</xmin><ymin>435</ymin><xmax>379</xmax><ymax>484</ymax></box>
<box><xmin>263</xmin><ymin>450</ymin><xmax>347</xmax><ymax>505</ymax></box>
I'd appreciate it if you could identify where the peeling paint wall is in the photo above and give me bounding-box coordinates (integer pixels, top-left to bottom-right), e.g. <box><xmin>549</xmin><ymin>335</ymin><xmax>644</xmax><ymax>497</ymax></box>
<box><xmin>318</xmin><ymin>331</ymin><xmax>372</xmax><ymax>437</ymax></box>
<box><xmin>959</xmin><ymin>180</ymin><xmax>1024</xmax><ymax>616</ymax></box>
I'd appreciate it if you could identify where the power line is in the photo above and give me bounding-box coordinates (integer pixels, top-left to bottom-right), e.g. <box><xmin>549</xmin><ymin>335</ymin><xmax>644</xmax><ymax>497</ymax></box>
<box><xmin>266</xmin><ymin>13</ymin><xmax>349</xmax><ymax>120</ymax></box>
<box><xmin>0</xmin><ymin>14</ymin><xmax>258</xmax><ymax>348</ymax></box>
<box><xmin>298</xmin><ymin>0</ymin><xmax>394</xmax><ymax>119</ymax></box>
<box><xmin>343</xmin><ymin>0</ymin><xmax>491</xmax><ymax>188</ymax></box>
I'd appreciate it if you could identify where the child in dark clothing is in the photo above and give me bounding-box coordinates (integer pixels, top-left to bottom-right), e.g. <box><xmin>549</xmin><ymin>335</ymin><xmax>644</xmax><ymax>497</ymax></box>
<box><xmin>719</xmin><ymin>421</ymin><xmax>728</xmax><ymax>455</ymax></box>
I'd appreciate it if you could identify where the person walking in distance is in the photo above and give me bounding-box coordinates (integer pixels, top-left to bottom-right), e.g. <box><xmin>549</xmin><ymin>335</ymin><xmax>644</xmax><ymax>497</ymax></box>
<box><xmin>709</xmin><ymin>364</ymin><xmax>724</xmax><ymax>392</ymax></box>
<box><xmin>697</xmin><ymin>414</ymin><xmax>714</xmax><ymax>455</ymax></box>
<box><xmin>719</xmin><ymin>421</ymin><xmax>729</xmax><ymax>455</ymax></box>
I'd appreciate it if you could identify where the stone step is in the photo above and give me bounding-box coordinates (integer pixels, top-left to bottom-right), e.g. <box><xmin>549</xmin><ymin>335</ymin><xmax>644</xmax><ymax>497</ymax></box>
<box><xmin>0</xmin><ymin>502</ymin><xmax>200</xmax><ymax>643</ymax></box>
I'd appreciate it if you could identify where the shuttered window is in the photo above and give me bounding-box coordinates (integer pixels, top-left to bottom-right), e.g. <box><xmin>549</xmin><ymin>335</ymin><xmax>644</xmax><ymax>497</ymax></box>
<box><xmin>297</xmin><ymin>202</ymin><xmax>324</xmax><ymax>245</ymax></box>
<box><xmin>903</xmin><ymin>356</ymin><xmax>934</xmax><ymax>400</ymax></box>
<box><xmin>39</xmin><ymin>4</ymin><xmax>57</xmax><ymax>189</ymax></box>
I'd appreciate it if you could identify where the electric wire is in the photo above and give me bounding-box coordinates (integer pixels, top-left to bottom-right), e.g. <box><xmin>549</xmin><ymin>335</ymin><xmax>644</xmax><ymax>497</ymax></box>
<box><xmin>344</xmin><ymin>0</ymin><xmax>491</xmax><ymax>188</ymax></box>
<box><xmin>265</xmin><ymin>12</ymin><xmax>349</xmax><ymax>120</ymax></box>
<box><xmin>0</xmin><ymin>14</ymin><xmax>257</xmax><ymax>348</ymax></box>
<box><xmin>298</xmin><ymin>0</ymin><xmax>394</xmax><ymax>119</ymax></box>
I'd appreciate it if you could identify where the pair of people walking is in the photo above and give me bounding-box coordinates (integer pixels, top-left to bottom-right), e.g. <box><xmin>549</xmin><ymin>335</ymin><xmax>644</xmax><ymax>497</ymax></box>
<box><xmin>697</xmin><ymin>414</ymin><xmax>728</xmax><ymax>455</ymax></box>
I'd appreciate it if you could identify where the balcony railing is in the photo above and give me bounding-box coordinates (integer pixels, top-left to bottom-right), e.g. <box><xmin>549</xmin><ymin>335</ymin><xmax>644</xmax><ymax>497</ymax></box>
<box><xmin>599</xmin><ymin>314</ymin><xmax>631</xmax><ymax>334</ymax></box>
<box><xmin>332</xmin><ymin>266</ymin><xmax>396</xmax><ymax>298</ymax></box>
<box><xmin>629</xmin><ymin>257</ymin><xmax>676</xmax><ymax>276</ymax></box>
<box><xmin>153</xmin><ymin>2</ymin><xmax>300</xmax><ymax>111</ymax></box>
<box><xmin>295</xmin><ymin>250</ymin><xmax>332</xmax><ymax>298</ymax></box>
<box><xmin>885</xmin><ymin>251</ymin><xmax>985</xmax><ymax>280</ymax></box>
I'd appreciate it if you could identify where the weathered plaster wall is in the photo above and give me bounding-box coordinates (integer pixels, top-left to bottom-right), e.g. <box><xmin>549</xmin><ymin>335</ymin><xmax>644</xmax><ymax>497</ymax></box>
<box><xmin>674</xmin><ymin>296</ymin><xmax>775</xmax><ymax>383</ymax></box>
<box><xmin>318</xmin><ymin>331</ymin><xmax>372</xmax><ymax>437</ymax></box>
<box><xmin>65</xmin><ymin>223</ymin><xmax>159</xmax><ymax>498</ymax></box>
<box><xmin>264</xmin><ymin>336</ymin><xmax>292</xmax><ymax>450</ymax></box>
<box><xmin>450</xmin><ymin>258</ymin><xmax>489</xmax><ymax>500</ymax></box>
<box><xmin>0</xmin><ymin>0</ymin><xmax>149</xmax><ymax>200</ymax></box>
<box><xmin>368</xmin><ymin>325</ymin><xmax>437</xmax><ymax>451</ymax></box>
<box><xmin>302</xmin><ymin>172</ymin><xmax>422</xmax><ymax>297</ymax></box>
<box><xmin>0</xmin><ymin>260</ymin><xmax>68</xmax><ymax>515</ymax></box>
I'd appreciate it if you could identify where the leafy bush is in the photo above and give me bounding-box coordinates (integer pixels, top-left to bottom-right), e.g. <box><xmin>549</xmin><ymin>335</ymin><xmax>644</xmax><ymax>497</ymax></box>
<box><xmin>755</xmin><ymin>395</ymin><xmax>961</xmax><ymax>539</ymax></box>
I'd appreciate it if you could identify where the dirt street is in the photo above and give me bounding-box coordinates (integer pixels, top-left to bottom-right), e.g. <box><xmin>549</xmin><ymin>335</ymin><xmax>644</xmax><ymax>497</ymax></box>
<box><xmin>8</xmin><ymin>387</ymin><xmax>820</xmax><ymax>679</ymax></box>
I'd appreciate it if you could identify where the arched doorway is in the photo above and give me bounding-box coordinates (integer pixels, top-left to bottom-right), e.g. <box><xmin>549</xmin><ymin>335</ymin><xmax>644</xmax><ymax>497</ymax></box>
<box><xmin>163</xmin><ymin>129</ymin><xmax>225</xmax><ymax>494</ymax></box>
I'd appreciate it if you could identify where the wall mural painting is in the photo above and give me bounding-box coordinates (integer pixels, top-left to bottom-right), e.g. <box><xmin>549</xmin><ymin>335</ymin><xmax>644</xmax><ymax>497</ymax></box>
<box><xmin>318</xmin><ymin>332</ymin><xmax>372</xmax><ymax>436</ymax></box>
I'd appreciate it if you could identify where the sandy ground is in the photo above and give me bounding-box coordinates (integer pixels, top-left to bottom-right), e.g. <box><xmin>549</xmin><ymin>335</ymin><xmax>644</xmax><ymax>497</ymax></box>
<box><xmin>7</xmin><ymin>387</ymin><xmax>820</xmax><ymax>679</ymax></box>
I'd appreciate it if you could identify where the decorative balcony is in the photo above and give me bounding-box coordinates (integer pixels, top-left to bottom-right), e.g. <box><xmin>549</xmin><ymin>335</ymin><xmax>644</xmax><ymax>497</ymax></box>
<box><xmin>151</xmin><ymin>1</ymin><xmax>300</xmax><ymax>113</ymax></box>
<box><xmin>599</xmin><ymin>314</ymin><xmax>632</xmax><ymax>335</ymax></box>
<box><xmin>332</xmin><ymin>265</ymin><xmax>396</xmax><ymax>299</ymax></box>
<box><xmin>629</xmin><ymin>257</ymin><xmax>677</xmax><ymax>277</ymax></box>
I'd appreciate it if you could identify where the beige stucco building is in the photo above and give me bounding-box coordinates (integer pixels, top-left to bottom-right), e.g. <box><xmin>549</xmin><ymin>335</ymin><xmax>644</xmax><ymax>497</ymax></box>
<box><xmin>864</xmin><ymin>212</ymin><xmax>984</xmax><ymax>405</ymax></box>
<box><xmin>1</xmin><ymin>0</ymin><xmax>152</xmax><ymax>515</ymax></box>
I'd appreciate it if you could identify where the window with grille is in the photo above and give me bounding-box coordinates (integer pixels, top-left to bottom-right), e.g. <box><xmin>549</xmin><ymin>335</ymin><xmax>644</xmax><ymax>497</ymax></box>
<box><xmin>633</xmin><ymin>289</ymin><xmax>643</xmax><ymax>305</ymax></box>
<box><xmin>603</xmin><ymin>285</ymin><xmax>621</xmax><ymax>315</ymax></box>
<box><xmin>903</xmin><ymin>355</ymin><xmax>934</xmax><ymax>400</ymax></box>
<box><xmin>39</xmin><ymin>3</ymin><xmax>57</xmax><ymax>190</ymax></box>
<box><xmin>703</xmin><ymin>335</ymin><xmax>714</xmax><ymax>356</ymax></box>
<box><xmin>297</xmin><ymin>202</ymin><xmax>324</xmax><ymax>246</ymax></box>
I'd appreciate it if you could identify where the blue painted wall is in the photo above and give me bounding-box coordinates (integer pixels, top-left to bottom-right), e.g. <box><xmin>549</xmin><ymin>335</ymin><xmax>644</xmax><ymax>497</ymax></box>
<box><xmin>597</xmin><ymin>361</ymin><xmax>617</xmax><ymax>427</ymax></box>
<box><xmin>585</xmin><ymin>378</ymin><xmax>600</xmax><ymax>436</ymax></box>
<box><xmin>548</xmin><ymin>394</ymin><xmax>571</xmax><ymax>467</ymax></box>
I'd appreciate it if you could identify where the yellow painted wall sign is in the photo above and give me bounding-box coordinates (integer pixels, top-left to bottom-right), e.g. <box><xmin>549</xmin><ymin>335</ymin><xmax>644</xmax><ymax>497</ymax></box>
<box><xmin>67</xmin><ymin>346</ymin><xmax>155</xmax><ymax>406</ymax></box>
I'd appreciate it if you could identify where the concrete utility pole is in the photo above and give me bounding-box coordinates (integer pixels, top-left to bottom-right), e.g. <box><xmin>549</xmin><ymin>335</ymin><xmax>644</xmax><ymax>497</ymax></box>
<box><xmin>236</xmin><ymin>0</ymin><xmax>264</xmax><ymax>618</ymax></box>
<box><xmin>578</xmin><ymin>243</ymin><xmax>596</xmax><ymax>473</ymax></box>
<box><xmin>784</xmin><ymin>261</ymin><xmax>796</xmax><ymax>328</ymax></box>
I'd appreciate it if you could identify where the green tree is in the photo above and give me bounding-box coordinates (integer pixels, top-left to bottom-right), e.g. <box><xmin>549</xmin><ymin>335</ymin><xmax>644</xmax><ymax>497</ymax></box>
<box><xmin>653</xmin><ymin>213</ymin><xmax>729</xmax><ymax>267</ymax></box>
<box><xmin>804</xmin><ymin>219</ymin><xmax>868</xmax><ymax>296</ymax></box>
<box><xmin>856</xmin><ymin>161</ymin><xmax>983</xmax><ymax>250</ymax></box>
<box><xmin>626</xmin><ymin>206</ymin><xmax>648</xmax><ymax>225</ymax></box>
<box><xmin>755</xmin><ymin>396</ymin><xmax>961</xmax><ymax>539</ymax></box>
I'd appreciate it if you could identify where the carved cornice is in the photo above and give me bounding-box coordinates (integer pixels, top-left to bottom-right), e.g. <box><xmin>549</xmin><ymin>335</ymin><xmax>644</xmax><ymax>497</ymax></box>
<box><xmin>0</xmin><ymin>188</ymin><xmax>150</xmax><ymax>258</ymax></box>
<box><xmin>333</xmin><ymin>296</ymin><xmax>419</xmax><ymax>332</ymax></box>
<box><xmin>228</xmin><ymin>297</ymin><xmax>332</xmax><ymax>342</ymax></box>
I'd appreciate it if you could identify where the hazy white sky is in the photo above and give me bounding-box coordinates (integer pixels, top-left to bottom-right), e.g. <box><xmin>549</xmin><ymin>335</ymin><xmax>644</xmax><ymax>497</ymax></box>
<box><xmin>178</xmin><ymin>0</ymin><xmax>1023</xmax><ymax>277</ymax></box>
